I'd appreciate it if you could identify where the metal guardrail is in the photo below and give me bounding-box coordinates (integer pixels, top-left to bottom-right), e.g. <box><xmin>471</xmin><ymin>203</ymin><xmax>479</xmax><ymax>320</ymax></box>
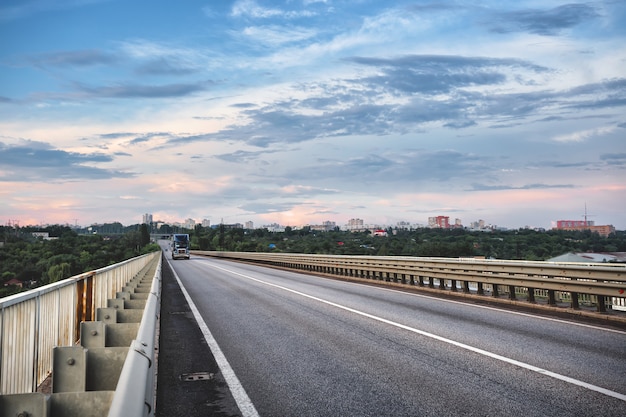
<box><xmin>194</xmin><ymin>251</ymin><xmax>626</xmax><ymax>313</ymax></box>
<box><xmin>0</xmin><ymin>251</ymin><xmax>160</xmax><ymax>395</ymax></box>
<box><xmin>107</xmin><ymin>256</ymin><xmax>161</xmax><ymax>417</ymax></box>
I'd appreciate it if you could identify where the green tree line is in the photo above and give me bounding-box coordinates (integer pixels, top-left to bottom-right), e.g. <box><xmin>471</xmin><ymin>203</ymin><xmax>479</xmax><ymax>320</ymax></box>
<box><xmin>189</xmin><ymin>225</ymin><xmax>626</xmax><ymax>261</ymax></box>
<box><xmin>3</xmin><ymin>223</ymin><xmax>624</xmax><ymax>298</ymax></box>
<box><xmin>1</xmin><ymin>224</ymin><xmax>158</xmax><ymax>297</ymax></box>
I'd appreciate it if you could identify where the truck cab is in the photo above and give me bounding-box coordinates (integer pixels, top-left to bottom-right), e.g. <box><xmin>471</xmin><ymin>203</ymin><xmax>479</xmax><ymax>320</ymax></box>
<box><xmin>171</xmin><ymin>234</ymin><xmax>190</xmax><ymax>260</ymax></box>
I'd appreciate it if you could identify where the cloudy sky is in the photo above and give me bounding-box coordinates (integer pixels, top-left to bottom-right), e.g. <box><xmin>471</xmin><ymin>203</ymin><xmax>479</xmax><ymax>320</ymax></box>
<box><xmin>1</xmin><ymin>0</ymin><xmax>625</xmax><ymax>230</ymax></box>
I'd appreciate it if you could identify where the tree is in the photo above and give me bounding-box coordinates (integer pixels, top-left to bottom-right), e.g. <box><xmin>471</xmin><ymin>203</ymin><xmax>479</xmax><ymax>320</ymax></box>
<box><xmin>140</xmin><ymin>224</ymin><xmax>151</xmax><ymax>247</ymax></box>
<box><xmin>47</xmin><ymin>263</ymin><xmax>71</xmax><ymax>283</ymax></box>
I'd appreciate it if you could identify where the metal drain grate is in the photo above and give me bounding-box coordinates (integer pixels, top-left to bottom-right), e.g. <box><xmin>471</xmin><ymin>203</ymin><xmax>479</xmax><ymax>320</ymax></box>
<box><xmin>180</xmin><ymin>372</ymin><xmax>214</xmax><ymax>381</ymax></box>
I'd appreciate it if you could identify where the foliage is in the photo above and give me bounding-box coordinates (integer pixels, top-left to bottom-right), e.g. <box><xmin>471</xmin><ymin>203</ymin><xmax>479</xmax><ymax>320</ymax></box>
<box><xmin>2</xmin><ymin>222</ymin><xmax>624</xmax><ymax>298</ymax></box>
<box><xmin>188</xmin><ymin>225</ymin><xmax>626</xmax><ymax>261</ymax></box>
<box><xmin>0</xmin><ymin>225</ymin><xmax>158</xmax><ymax>297</ymax></box>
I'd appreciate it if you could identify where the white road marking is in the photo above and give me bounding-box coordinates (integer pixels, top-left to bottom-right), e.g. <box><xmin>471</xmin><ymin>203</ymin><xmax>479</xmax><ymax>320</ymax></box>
<box><xmin>375</xmin><ymin>285</ymin><xmax>626</xmax><ymax>335</ymax></box>
<box><xmin>168</xmin><ymin>260</ymin><xmax>260</xmax><ymax>417</ymax></box>
<box><xmin>206</xmin><ymin>261</ymin><xmax>626</xmax><ymax>403</ymax></box>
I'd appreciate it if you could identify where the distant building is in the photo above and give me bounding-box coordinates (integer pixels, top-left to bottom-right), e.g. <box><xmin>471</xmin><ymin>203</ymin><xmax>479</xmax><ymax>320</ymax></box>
<box><xmin>4</xmin><ymin>278</ymin><xmax>23</xmax><ymax>288</ymax></box>
<box><xmin>264</xmin><ymin>223</ymin><xmax>285</xmax><ymax>232</ymax></box>
<box><xmin>346</xmin><ymin>218</ymin><xmax>365</xmax><ymax>232</ymax></box>
<box><xmin>202</xmin><ymin>219</ymin><xmax>211</xmax><ymax>228</ymax></box>
<box><xmin>222</xmin><ymin>223</ymin><xmax>243</xmax><ymax>229</ymax></box>
<box><xmin>396</xmin><ymin>221</ymin><xmax>411</xmax><ymax>230</ymax></box>
<box><xmin>32</xmin><ymin>232</ymin><xmax>57</xmax><ymax>241</ymax></box>
<box><xmin>184</xmin><ymin>218</ymin><xmax>196</xmax><ymax>230</ymax></box>
<box><xmin>142</xmin><ymin>213</ymin><xmax>153</xmax><ymax>224</ymax></box>
<box><xmin>428</xmin><ymin>216</ymin><xmax>450</xmax><ymax>229</ymax></box>
<box><xmin>554</xmin><ymin>220</ymin><xmax>615</xmax><ymax>237</ymax></box>
<box><xmin>556</xmin><ymin>220</ymin><xmax>594</xmax><ymax>228</ymax></box>
<box><xmin>245</xmin><ymin>221</ymin><xmax>254</xmax><ymax>229</ymax></box>
<box><xmin>310</xmin><ymin>221</ymin><xmax>336</xmax><ymax>232</ymax></box>
<box><xmin>372</xmin><ymin>229</ymin><xmax>388</xmax><ymax>237</ymax></box>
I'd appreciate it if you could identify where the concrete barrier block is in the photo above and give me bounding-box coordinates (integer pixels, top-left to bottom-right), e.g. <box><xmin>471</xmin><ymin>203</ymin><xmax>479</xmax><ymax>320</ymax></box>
<box><xmin>53</xmin><ymin>346</ymin><xmax>87</xmax><ymax>393</ymax></box>
<box><xmin>0</xmin><ymin>392</ymin><xmax>48</xmax><ymax>417</ymax></box>
<box><xmin>86</xmin><ymin>347</ymin><xmax>129</xmax><ymax>391</ymax></box>
<box><xmin>49</xmin><ymin>391</ymin><xmax>114</xmax><ymax>417</ymax></box>
<box><xmin>80</xmin><ymin>321</ymin><xmax>106</xmax><ymax>348</ymax></box>
<box><xmin>106</xmin><ymin>323</ymin><xmax>140</xmax><ymax>347</ymax></box>
<box><xmin>96</xmin><ymin>307</ymin><xmax>118</xmax><ymax>324</ymax></box>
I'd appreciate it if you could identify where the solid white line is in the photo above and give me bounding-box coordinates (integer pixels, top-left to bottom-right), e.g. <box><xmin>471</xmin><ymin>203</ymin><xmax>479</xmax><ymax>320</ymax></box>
<box><xmin>167</xmin><ymin>260</ymin><xmax>260</xmax><ymax>417</ymax></box>
<box><xmin>206</xmin><ymin>262</ymin><xmax>626</xmax><ymax>403</ymax></box>
<box><xmin>374</xmin><ymin>284</ymin><xmax>626</xmax><ymax>335</ymax></box>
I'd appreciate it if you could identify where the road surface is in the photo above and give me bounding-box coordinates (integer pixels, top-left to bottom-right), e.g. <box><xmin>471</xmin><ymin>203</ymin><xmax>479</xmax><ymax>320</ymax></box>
<box><xmin>156</xmin><ymin>252</ymin><xmax>626</xmax><ymax>416</ymax></box>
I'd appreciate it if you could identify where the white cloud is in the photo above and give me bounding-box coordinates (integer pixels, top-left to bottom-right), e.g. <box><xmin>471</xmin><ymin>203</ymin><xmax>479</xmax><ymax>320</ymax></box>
<box><xmin>231</xmin><ymin>0</ymin><xmax>316</xmax><ymax>19</ymax></box>
<box><xmin>241</xmin><ymin>25</ymin><xmax>317</xmax><ymax>46</ymax></box>
<box><xmin>2</xmin><ymin>0</ymin><xmax>626</xmax><ymax>230</ymax></box>
<box><xmin>552</xmin><ymin>126</ymin><xmax>615</xmax><ymax>143</ymax></box>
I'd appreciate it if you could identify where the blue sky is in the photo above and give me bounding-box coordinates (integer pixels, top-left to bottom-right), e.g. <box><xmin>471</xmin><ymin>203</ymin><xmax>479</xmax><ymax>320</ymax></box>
<box><xmin>1</xmin><ymin>0</ymin><xmax>625</xmax><ymax>230</ymax></box>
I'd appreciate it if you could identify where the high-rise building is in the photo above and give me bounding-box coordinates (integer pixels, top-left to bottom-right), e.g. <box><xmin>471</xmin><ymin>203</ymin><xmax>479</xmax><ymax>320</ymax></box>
<box><xmin>142</xmin><ymin>213</ymin><xmax>153</xmax><ymax>224</ymax></box>
<box><xmin>346</xmin><ymin>218</ymin><xmax>365</xmax><ymax>232</ymax></box>
<box><xmin>245</xmin><ymin>221</ymin><xmax>254</xmax><ymax>229</ymax></box>
<box><xmin>428</xmin><ymin>216</ymin><xmax>450</xmax><ymax>228</ymax></box>
<box><xmin>184</xmin><ymin>218</ymin><xmax>196</xmax><ymax>230</ymax></box>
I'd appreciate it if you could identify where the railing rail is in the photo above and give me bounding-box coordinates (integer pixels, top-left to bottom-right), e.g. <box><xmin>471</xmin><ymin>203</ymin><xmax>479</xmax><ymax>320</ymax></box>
<box><xmin>0</xmin><ymin>251</ymin><xmax>160</xmax><ymax>395</ymax></box>
<box><xmin>194</xmin><ymin>251</ymin><xmax>626</xmax><ymax>313</ymax></box>
<box><xmin>107</xmin><ymin>257</ymin><xmax>161</xmax><ymax>417</ymax></box>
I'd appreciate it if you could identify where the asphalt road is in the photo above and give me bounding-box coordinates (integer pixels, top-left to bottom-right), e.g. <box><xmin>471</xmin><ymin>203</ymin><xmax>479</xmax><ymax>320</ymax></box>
<box><xmin>156</xmin><ymin>252</ymin><xmax>626</xmax><ymax>416</ymax></box>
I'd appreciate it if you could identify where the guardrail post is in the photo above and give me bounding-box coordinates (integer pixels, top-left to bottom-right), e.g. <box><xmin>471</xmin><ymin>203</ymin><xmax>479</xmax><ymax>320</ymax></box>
<box><xmin>53</xmin><ymin>346</ymin><xmax>87</xmax><ymax>393</ymax></box>
<box><xmin>439</xmin><ymin>278</ymin><xmax>445</xmax><ymax>290</ymax></box>
<box><xmin>463</xmin><ymin>281</ymin><xmax>470</xmax><ymax>293</ymax></box>
<box><xmin>81</xmin><ymin>321</ymin><xmax>106</xmax><ymax>348</ymax></box>
<box><xmin>492</xmin><ymin>285</ymin><xmax>499</xmax><ymax>297</ymax></box>
<box><xmin>477</xmin><ymin>282</ymin><xmax>484</xmax><ymax>295</ymax></box>
<box><xmin>527</xmin><ymin>288</ymin><xmax>536</xmax><ymax>303</ymax></box>
<box><xmin>97</xmin><ymin>308</ymin><xmax>118</xmax><ymax>325</ymax></box>
<box><xmin>547</xmin><ymin>290</ymin><xmax>556</xmax><ymax>305</ymax></box>
<box><xmin>571</xmin><ymin>292</ymin><xmax>580</xmax><ymax>309</ymax></box>
<box><xmin>597</xmin><ymin>296</ymin><xmax>606</xmax><ymax>313</ymax></box>
<box><xmin>508</xmin><ymin>286</ymin><xmax>516</xmax><ymax>300</ymax></box>
<box><xmin>451</xmin><ymin>280</ymin><xmax>457</xmax><ymax>292</ymax></box>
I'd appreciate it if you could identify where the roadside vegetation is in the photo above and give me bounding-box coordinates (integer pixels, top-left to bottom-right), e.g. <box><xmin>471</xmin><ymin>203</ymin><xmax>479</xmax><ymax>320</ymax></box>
<box><xmin>191</xmin><ymin>225</ymin><xmax>626</xmax><ymax>260</ymax></box>
<box><xmin>0</xmin><ymin>224</ymin><xmax>158</xmax><ymax>297</ymax></box>
<box><xmin>2</xmin><ymin>223</ymin><xmax>624</xmax><ymax>298</ymax></box>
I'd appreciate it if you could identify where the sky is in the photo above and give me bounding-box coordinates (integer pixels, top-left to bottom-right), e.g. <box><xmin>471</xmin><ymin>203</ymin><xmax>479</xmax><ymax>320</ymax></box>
<box><xmin>1</xmin><ymin>0</ymin><xmax>625</xmax><ymax>230</ymax></box>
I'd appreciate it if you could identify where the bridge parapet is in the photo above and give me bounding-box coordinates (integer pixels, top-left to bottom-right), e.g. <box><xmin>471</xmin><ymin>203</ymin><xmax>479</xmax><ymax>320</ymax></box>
<box><xmin>0</xmin><ymin>252</ymin><xmax>161</xmax><ymax>417</ymax></box>
<box><xmin>195</xmin><ymin>251</ymin><xmax>626</xmax><ymax>317</ymax></box>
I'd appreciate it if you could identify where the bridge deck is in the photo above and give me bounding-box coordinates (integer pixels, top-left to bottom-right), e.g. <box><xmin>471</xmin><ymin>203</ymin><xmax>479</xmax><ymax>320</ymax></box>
<box><xmin>155</xmin><ymin>260</ymin><xmax>241</xmax><ymax>416</ymax></box>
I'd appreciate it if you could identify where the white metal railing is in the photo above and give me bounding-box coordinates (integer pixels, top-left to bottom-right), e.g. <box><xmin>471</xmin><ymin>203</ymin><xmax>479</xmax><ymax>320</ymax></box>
<box><xmin>0</xmin><ymin>251</ymin><xmax>160</xmax><ymax>395</ymax></box>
